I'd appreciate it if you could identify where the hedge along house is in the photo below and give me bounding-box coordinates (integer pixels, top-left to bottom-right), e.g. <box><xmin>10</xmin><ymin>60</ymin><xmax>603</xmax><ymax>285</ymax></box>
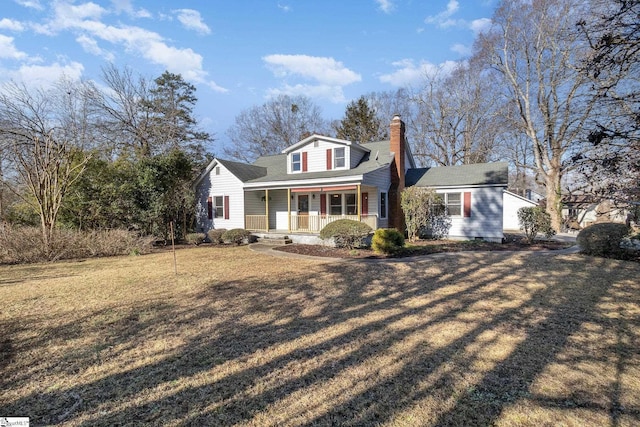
<box><xmin>194</xmin><ymin>115</ymin><xmax>508</xmax><ymax>242</ymax></box>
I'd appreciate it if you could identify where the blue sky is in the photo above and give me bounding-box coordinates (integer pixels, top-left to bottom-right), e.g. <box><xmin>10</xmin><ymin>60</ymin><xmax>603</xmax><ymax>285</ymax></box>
<box><xmin>0</xmin><ymin>0</ymin><xmax>497</xmax><ymax>153</ymax></box>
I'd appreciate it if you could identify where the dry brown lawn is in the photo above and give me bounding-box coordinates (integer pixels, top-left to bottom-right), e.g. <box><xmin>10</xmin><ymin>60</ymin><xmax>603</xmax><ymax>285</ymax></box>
<box><xmin>1</xmin><ymin>246</ymin><xmax>639</xmax><ymax>426</ymax></box>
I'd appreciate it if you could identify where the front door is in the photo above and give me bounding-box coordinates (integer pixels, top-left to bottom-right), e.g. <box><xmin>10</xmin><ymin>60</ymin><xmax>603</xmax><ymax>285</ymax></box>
<box><xmin>298</xmin><ymin>195</ymin><xmax>309</xmax><ymax>230</ymax></box>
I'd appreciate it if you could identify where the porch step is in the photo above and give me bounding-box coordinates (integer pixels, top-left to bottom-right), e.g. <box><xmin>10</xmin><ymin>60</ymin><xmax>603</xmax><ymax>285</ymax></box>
<box><xmin>259</xmin><ymin>235</ymin><xmax>293</xmax><ymax>245</ymax></box>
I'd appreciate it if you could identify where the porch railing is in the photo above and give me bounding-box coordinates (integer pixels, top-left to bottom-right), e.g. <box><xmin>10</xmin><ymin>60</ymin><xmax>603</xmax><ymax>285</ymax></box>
<box><xmin>246</xmin><ymin>214</ymin><xmax>378</xmax><ymax>232</ymax></box>
<box><xmin>246</xmin><ymin>215</ymin><xmax>267</xmax><ymax>231</ymax></box>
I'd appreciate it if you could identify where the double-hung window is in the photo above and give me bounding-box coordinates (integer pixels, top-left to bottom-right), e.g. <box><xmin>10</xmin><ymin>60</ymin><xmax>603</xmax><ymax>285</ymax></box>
<box><xmin>444</xmin><ymin>193</ymin><xmax>461</xmax><ymax>216</ymax></box>
<box><xmin>334</xmin><ymin>147</ymin><xmax>345</xmax><ymax>168</ymax></box>
<box><xmin>292</xmin><ymin>153</ymin><xmax>301</xmax><ymax>172</ymax></box>
<box><xmin>214</xmin><ymin>196</ymin><xmax>224</xmax><ymax>218</ymax></box>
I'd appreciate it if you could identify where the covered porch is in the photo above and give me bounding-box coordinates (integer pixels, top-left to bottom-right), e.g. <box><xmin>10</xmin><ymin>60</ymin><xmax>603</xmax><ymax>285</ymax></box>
<box><xmin>244</xmin><ymin>185</ymin><xmax>379</xmax><ymax>233</ymax></box>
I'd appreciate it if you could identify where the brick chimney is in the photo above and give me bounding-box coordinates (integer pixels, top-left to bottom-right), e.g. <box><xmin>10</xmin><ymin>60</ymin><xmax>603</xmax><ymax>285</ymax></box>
<box><xmin>388</xmin><ymin>114</ymin><xmax>406</xmax><ymax>232</ymax></box>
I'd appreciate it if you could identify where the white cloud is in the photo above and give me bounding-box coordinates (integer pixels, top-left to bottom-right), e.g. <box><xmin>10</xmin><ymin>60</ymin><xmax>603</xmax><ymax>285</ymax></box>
<box><xmin>0</xmin><ymin>34</ymin><xmax>28</xmax><ymax>60</ymax></box>
<box><xmin>379</xmin><ymin>59</ymin><xmax>458</xmax><ymax>86</ymax></box>
<box><xmin>263</xmin><ymin>54</ymin><xmax>361</xmax><ymax>103</ymax></box>
<box><xmin>32</xmin><ymin>1</ymin><xmax>226</xmax><ymax>92</ymax></box>
<box><xmin>470</xmin><ymin>18</ymin><xmax>492</xmax><ymax>35</ymax></box>
<box><xmin>277</xmin><ymin>3</ymin><xmax>291</xmax><ymax>12</ymax></box>
<box><xmin>8</xmin><ymin>61</ymin><xmax>84</xmax><ymax>86</ymax></box>
<box><xmin>13</xmin><ymin>0</ymin><xmax>43</xmax><ymax>10</ymax></box>
<box><xmin>266</xmin><ymin>84</ymin><xmax>346</xmax><ymax>103</ymax></box>
<box><xmin>451</xmin><ymin>43</ymin><xmax>471</xmax><ymax>56</ymax></box>
<box><xmin>425</xmin><ymin>1</ymin><xmax>492</xmax><ymax>36</ymax></box>
<box><xmin>264</xmin><ymin>54</ymin><xmax>361</xmax><ymax>86</ymax></box>
<box><xmin>111</xmin><ymin>0</ymin><xmax>151</xmax><ymax>18</ymax></box>
<box><xmin>376</xmin><ymin>0</ymin><xmax>395</xmax><ymax>14</ymax></box>
<box><xmin>173</xmin><ymin>9</ymin><xmax>211</xmax><ymax>35</ymax></box>
<box><xmin>76</xmin><ymin>34</ymin><xmax>115</xmax><ymax>61</ymax></box>
<box><xmin>0</xmin><ymin>18</ymin><xmax>25</xmax><ymax>32</ymax></box>
<box><xmin>425</xmin><ymin>0</ymin><xmax>460</xmax><ymax>27</ymax></box>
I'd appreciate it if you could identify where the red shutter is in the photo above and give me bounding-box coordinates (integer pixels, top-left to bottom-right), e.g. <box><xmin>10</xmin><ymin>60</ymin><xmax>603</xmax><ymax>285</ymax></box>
<box><xmin>361</xmin><ymin>192</ymin><xmax>368</xmax><ymax>215</ymax></box>
<box><xmin>207</xmin><ymin>197</ymin><xmax>213</xmax><ymax>219</ymax></box>
<box><xmin>326</xmin><ymin>149</ymin><xmax>332</xmax><ymax>170</ymax></box>
<box><xmin>320</xmin><ymin>194</ymin><xmax>326</xmax><ymax>215</ymax></box>
<box><xmin>224</xmin><ymin>195</ymin><xmax>230</xmax><ymax>219</ymax></box>
<box><xmin>302</xmin><ymin>152</ymin><xmax>308</xmax><ymax>172</ymax></box>
<box><xmin>463</xmin><ymin>192</ymin><xmax>471</xmax><ymax>218</ymax></box>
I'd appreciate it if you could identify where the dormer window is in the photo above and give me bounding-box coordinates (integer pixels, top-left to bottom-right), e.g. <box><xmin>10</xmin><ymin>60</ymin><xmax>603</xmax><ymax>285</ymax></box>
<box><xmin>334</xmin><ymin>147</ymin><xmax>345</xmax><ymax>168</ymax></box>
<box><xmin>292</xmin><ymin>153</ymin><xmax>301</xmax><ymax>172</ymax></box>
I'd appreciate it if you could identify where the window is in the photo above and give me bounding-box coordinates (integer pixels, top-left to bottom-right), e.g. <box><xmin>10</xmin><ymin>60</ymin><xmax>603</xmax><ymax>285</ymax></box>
<box><xmin>380</xmin><ymin>192</ymin><xmax>387</xmax><ymax>219</ymax></box>
<box><xmin>214</xmin><ymin>196</ymin><xmax>224</xmax><ymax>218</ymax></box>
<box><xmin>292</xmin><ymin>153</ymin><xmax>301</xmax><ymax>172</ymax></box>
<box><xmin>329</xmin><ymin>194</ymin><xmax>342</xmax><ymax>215</ymax></box>
<box><xmin>345</xmin><ymin>194</ymin><xmax>357</xmax><ymax>215</ymax></box>
<box><xmin>215</xmin><ymin>166</ymin><xmax>220</xmax><ymax>175</ymax></box>
<box><xmin>334</xmin><ymin>147</ymin><xmax>345</xmax><ymax>168</ymax></box>
<box><xmin>444</xmin><ymin>193</ymin><xmax>461</xmax><ymax>216</ymax></box>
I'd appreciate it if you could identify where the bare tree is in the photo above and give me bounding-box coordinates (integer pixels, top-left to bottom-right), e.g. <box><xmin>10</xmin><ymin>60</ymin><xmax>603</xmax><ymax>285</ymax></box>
<box><xmin>98</xmin><ymin>64</ymin><xmax>154</xmax><ymax>158</ymax></box>
<box><xmin>577</xmin><ymin>0</ymin><xmax>640</xmax><ymax>203</ymax></box>
<box><xmin>410</xmin><ymin>62</ymin><xmax>502</xmax><ymax>167</ymax></box>
<box><xmin>476</xmin><ymin>0</ymin><xmax>597</xmax><ymax>231</ymax></box>
<box><xmin>224</xmin><ymin>95</ymin><xmax>328</xmax><ymax>162</ymax></box>
<box><xmin>0</xmin><ymin>79</ymin><xmax>96</xmax><ymax>252</ymax></box>
<box><xmin>98</xmin><ymin>65</ymin><xmax>212</xmax><ymax>161</ymax></box>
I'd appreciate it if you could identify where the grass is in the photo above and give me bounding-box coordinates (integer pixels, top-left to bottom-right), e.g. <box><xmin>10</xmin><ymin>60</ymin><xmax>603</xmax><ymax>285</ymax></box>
<box><xmin>1</xmin><ymin>246</ymin><xmax>639</xmax><ymax>426</ymax></box>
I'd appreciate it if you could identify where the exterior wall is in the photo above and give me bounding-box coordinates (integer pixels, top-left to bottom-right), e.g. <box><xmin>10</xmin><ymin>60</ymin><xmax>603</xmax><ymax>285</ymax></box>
<box><xmin>434</xmin><ymin>186</ymin><xmax>505</xmax><ymax>242</ymax></box>
<box><xmin>503</xmin><ymin>191</ymin><xmax>537</xmax><ymax>230</ymax></box>
<box><xmin>195</xmin><ymin>162</ymin><xmax>245</xmax><ymax>231</ymax></box>
<box><xmin>363</xmin><ymin>166</ymin><xmax>391</xmax><ymax>229</ymax></box>
<box><xmin>288</xmin><ymin>140</ymin><xmax>356</xmax><ymax>174</ymax></box>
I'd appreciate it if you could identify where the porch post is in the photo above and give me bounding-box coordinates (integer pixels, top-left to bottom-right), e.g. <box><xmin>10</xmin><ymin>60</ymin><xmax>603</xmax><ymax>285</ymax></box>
<box><xmin>287</xmin><ymin>188</ymin><xmax>291</xmax><ymax>232</ymax></box>
<box><xmin>357</xmin><ymin>184</ymin><xmax>362</xmax><ymax>221</ymax></box>
<box><xmin>265</xmin><ymin>189</ymin><xmax>269</xmax><ymax>232</ymax></box>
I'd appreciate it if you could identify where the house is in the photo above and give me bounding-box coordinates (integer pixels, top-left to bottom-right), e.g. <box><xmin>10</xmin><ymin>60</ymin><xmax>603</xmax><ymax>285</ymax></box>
<box><xmin>502</xmin><ymin>190</ymin><xmax>538</xmax><ymax>230</ymax></box>
<box><xmin>562</xmin><ymin>195</ymin><xmax>630</xmax><ymax>229</ymax></box>
<box><xmin>194</xmin><ymin>115</ymin><xmax>508</xmax><ymax>243</ymax></box>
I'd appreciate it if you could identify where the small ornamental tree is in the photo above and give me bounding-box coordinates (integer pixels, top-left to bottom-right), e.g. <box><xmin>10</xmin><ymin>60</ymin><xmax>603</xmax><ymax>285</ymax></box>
<box><xmin>517</xmin><ymin>206</ymin><xmax>556</xmax><ymax>243</ymax></box>
<box><xmin>400</xmin><ymin>187</ymin><xmax>447</xmax><ymax>241</ymax></box>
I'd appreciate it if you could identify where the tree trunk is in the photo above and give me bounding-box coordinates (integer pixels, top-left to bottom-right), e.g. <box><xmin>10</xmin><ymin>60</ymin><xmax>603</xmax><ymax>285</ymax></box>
<box><xmin>544</xmin><ymin>171</ymin><xmax>563</xmax><ymax>232</ymax></box>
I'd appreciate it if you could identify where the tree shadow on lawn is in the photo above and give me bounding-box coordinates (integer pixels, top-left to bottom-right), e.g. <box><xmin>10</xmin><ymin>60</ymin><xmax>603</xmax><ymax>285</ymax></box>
<box><xmin>2</xmin><ymin>251</ymin><xmax>639</xmax><ymax>426</ymax></box>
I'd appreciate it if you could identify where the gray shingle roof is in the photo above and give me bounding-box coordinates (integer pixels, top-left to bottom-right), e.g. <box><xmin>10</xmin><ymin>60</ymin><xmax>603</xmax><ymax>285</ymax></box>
<box><xmin>405</xmin><ymin>162</ymin><xmax>508</xmax><ymax>187</ymax></box>
<box><xmin>217</xmin><ymin>159</ymin><xmax>267</xmax><ymax>182</ymax></box>
<box><xmin>246</xmin><ymin>140</ymin><xmax>392</xmax><ymax>183</ymax></box>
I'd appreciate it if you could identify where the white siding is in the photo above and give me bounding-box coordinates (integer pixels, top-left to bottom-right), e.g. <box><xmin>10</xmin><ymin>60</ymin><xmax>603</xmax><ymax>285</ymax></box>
<box><xmin>286</xmin><ymin>139</ymin><xmax>369</xmax><ymax>173</ymax></box>
<box><xmin>503</xmin><ymin>191</ymin><xmax>537</xmax><ymax>230</ymax></box>
<box><xmin>363</xmin><ymin>166</ymin><xmax>391</xmax><ymax>229</ymax></box>
<box><xmin>195</xmin><ymin>161</ymin><xmax>245</xmax><ymax>231</ymax></box>
<box><xmin>435</xmin><ymin>186</ymin><xmax>505</xmax><ymax>242</ymax></box>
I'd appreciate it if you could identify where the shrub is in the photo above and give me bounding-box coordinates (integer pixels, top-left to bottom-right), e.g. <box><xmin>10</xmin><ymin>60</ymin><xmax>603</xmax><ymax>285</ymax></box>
<box><xmin>320</xmin><ymin>219</ymin><xmax>372</xmax><ymax>249</ymax></box>
<box><xmin>0</xmin><ymin>225</ymin><xmax>154</xmax><ymax>264</ymax></box>
<box><xmin>401</xmin><ymin>187</ymin><xmax>449</xmax><ymax>241</ymax></box>
<box><xmin>185</xmin><ymin>232</ymin><xmax>206</xmax><ymax>246</ymax></box>
<box><xmin>372</xmin><ymin>228</ymin><xmax>405</xmax><ymax>254</ymax></box>
<box><xmin>207</xmin><ymin>228</ymin><xmax>226</xmax><ymax>245</ymax></box>
<box><xmin>517</xmin><ymin>206</ymin><xmax>556</xmax><ymax>243</ymax></box>
<box><xmin>577</xmin><ymin>222</ymin><xmax>630</xmax><ymax>257</ymax></box>
<box><xmin>222</xmin><ymin>228</ymin><xmax>252</xmax><ymax>245</ymax></box>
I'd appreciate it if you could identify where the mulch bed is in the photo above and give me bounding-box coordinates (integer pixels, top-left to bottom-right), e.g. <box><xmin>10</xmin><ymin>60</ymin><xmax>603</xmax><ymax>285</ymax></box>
<box><xmin>274</xmin><ymin>233</ymin><xmax>574</xmax><ymax>259</ymax></box>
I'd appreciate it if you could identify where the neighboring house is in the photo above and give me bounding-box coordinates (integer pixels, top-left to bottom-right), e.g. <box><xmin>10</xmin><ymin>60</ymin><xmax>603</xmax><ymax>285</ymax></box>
<box><xmin>503</xmin><ymin>190</ymin><xmax>538</xmax><ymax>230</ymax></box>
<box><xmin>194</xmin><ymin>115</ymin><xmax>508</xmax><ymax>243</ymax></box>
<box><xmin>562</xmin><ymin>195</ymin><xmax>629</xmax><ymax>229</ymax></box>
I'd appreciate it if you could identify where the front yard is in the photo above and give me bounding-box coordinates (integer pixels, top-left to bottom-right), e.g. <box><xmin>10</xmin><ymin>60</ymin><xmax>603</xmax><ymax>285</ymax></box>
<box><xmin>1</xmin><ymin>247</ymin><xmax>639</xmax><ymax>426</ymax></box>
